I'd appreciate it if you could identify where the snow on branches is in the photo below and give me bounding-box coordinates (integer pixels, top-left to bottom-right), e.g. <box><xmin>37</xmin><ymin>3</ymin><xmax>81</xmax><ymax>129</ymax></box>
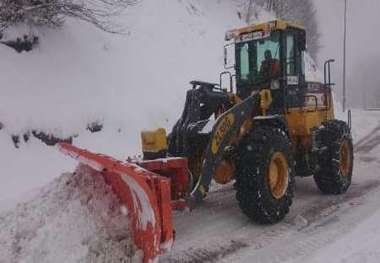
<box><xmin>0</xmin><ymin>0</ymin><xmax>137</xmax><ymax>33</ymax></box>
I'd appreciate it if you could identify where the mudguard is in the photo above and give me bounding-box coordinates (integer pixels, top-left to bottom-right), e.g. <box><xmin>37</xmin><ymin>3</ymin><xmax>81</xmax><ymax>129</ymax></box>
<box><xmin>58</xmin><ymin>143</ymin><xmax>174</xmax><ymax>263</ymax></box>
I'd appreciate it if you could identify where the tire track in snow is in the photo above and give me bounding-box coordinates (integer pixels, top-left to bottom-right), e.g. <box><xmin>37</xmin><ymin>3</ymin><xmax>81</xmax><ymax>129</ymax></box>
<box><xmin>354</xmin><ymin>124</ymin><xmax>380</xmax><ymax>154</ymax></box>
<box><xmin>219</xmin><ymin>179</ymin><xmax>380</xmax><ymax>263</ymax></box>
<box><xmin>163</xmin><ymin>239</ymin><xmax>249</xmax><ymax>263</ymax></box>
<box><xmin>285</xmin><ymin>179</ymin><xmax>380</xmax><ymax>230</ymax></box>
<box><xmin>354</xmin><ymin>124</ymin><xmax>380</xmax><ymax>166</ymax></box>
<box><xmin>162</xmin><ymin>177</ymin><xmax>380</xmax><ymax>263</ymax></box>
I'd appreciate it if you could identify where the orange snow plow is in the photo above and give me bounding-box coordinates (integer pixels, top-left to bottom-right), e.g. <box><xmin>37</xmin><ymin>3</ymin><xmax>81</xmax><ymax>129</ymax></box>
<box><xmin>58</xmin><ymin>143</ymin><xmax>189</xmax><ymax>263</ymax></box>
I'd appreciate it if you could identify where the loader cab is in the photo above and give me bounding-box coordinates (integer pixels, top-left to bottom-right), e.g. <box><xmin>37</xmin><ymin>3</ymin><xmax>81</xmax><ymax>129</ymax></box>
<box><xmin>225</xmin><ymin>20</ymin><xmax>307</xmax><ymax>112</ymax></box>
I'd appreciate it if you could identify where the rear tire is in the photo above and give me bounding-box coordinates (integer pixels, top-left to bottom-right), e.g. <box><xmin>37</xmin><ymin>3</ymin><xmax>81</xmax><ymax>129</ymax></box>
<box><xmin>235</xmin><ymin>126</ymin><xmax>295</xmax><ymax>224</ymax></box>
<box><xmin>314</xmin><ymin>120</ymin><xmax>354</xmax><ymax>194</ymax></box>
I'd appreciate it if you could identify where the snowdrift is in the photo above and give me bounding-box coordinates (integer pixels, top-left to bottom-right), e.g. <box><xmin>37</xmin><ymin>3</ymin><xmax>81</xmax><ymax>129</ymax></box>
<box><xmin>0</xmin><ymin>165</ymin><xmax>138</xmax><ymax>263</ymax></box>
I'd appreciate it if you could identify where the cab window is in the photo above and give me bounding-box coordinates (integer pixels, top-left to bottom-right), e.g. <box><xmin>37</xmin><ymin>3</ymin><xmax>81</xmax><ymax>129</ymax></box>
<box><xmin>286</xmin><ymin>34</ymin><xmax>296</xmax><ymax>75</ymax></box>
<box><xmin>239</xmin><ymin>43</ymin><xmax>250</xmax><ymax>80</ymax></box>
<box><xmin>236</xmin><ymin>31</ymin><xmax>280</xmax><ymax>86</ymax></box>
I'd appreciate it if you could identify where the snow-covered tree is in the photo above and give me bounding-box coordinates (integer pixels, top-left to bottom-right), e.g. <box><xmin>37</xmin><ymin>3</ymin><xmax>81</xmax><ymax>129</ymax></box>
<box><xmin>0</xmin><ymin>0</ymin><xmax>137</xmax><ymax>34</ymax></box>
<box><xmin>244</xmin><ymin>0</ymin><xmax>320</xmax><ymax>59</ymax></box>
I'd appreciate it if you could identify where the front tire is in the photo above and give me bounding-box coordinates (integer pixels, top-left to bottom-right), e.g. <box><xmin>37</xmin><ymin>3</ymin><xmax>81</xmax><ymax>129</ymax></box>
<box><xmin>235</xmin><ymin>126</ymin><xmax>296</xmax><ymax>224</ymax></box>
<box><xmin>314</xmin><ymin>120</ymin><xmax>354</xmax><ymax>194</ymax></box>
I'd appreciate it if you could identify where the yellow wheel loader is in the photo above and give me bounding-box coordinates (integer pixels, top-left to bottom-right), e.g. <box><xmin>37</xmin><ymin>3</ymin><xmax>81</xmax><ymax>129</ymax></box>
<box><xmin>142</xmin><ymin>20</ymin><xmax>354</xmax><ymax>224</ymax></box>
<box><xmin>60</xmin><ymin>20</ymin><xmax>354</xmax><ymax>262</ymax></box>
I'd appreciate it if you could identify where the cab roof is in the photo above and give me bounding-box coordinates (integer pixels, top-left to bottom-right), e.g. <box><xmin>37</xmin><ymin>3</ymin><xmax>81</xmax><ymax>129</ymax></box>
<box><xmin>225</xmin><ymin>20</ymin><xmax>305</xmax><ymax>41</ymax></box>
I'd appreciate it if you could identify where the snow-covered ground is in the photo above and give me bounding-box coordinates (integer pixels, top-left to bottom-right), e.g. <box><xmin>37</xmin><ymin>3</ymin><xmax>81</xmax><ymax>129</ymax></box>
<box><xmin>1</xmin><ymin>0</ymin><xmax>380</xmax><ymax>262</ymax></box>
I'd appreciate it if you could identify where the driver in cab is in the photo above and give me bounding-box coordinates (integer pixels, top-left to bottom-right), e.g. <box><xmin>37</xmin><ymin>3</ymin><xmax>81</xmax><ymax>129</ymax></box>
<box><xmin>260</xmin><ymin>49</ymin><xmax>280</xmax><ymax>83</ymax></box>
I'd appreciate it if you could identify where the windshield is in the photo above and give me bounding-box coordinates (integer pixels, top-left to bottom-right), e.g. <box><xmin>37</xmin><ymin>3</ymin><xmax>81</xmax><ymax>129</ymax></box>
<box><xmin>236</xmin><ymin>31</ymin><xmax>280</xmax><ymax>87</ymax></box>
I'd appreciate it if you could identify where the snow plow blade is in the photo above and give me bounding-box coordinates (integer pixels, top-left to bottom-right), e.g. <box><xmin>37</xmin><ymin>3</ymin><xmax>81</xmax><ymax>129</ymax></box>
<box><xmin>57</xmin><ymin>143</ymin><xmax>186</xmax><ymax>263</ymax></box>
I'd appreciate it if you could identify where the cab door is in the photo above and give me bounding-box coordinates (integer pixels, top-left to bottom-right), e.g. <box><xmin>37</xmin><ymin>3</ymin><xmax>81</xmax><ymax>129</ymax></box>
<box><xmin>284</xmin><ymin>29</ymin><xmax>306</xmax><ymax>109</ymax></box>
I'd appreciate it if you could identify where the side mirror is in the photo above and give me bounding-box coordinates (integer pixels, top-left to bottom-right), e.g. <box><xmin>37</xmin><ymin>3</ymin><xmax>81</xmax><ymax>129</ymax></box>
<box><xmin>224</xmin><ymin>43</ymin><xmax>235</xmax><ymax>70</ymax></box>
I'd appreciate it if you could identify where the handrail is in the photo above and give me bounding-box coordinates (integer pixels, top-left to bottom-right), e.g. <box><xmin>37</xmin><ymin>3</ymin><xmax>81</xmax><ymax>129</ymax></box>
<box><xmin>324</xmin><ymin>59</ymin><xmax>335</xmax><ymax>87</ymax></box>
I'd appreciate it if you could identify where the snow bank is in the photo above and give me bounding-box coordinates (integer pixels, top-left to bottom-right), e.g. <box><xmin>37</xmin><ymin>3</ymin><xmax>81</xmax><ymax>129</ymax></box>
<box><xmin>0</xmin><ymin>164</ymin><xmax>137</xmax><ymax>263</ymax></box>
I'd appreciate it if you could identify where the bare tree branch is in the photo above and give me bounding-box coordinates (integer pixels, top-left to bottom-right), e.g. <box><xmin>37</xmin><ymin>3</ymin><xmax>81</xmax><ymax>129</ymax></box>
<box><xmin>0</xmin><ymin>0</ymin><xmax>138</xmax><ymax>34</ymax></box>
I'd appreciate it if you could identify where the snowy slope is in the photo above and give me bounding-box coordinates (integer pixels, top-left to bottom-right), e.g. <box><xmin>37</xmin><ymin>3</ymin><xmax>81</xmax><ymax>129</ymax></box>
<box><xmin>0</xmin><ymin>0</ymin><xmax>248</xmax><ymax>136</ymax></box>
<box><xmin>0</xmin><ymin>0</ymin><xmax>251</xmax><ymax>203</ymax></box>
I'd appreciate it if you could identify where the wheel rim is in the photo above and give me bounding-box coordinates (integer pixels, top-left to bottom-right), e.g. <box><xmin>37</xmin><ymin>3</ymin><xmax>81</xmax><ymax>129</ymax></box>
<box><xmin>340</xmin><ymin>140</ymin><xmax>351</xmax><ymax>177</ymax></box>
<box><xmin>268</xmin><ymin>152</ymin><xmax>289</xmax><ymax>199</ymax></box>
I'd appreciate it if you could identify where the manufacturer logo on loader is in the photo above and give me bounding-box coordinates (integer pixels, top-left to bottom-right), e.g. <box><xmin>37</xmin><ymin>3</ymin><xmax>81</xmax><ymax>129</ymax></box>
<box><xmin>211</xmin><ymin>113</ymin><xmax>235</xmax><ymax>154</ymax></box>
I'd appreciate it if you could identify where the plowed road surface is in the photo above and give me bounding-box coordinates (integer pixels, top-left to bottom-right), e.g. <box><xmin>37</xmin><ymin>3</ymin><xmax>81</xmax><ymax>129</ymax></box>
<box><xmin>161</xmin><ymin>121</ymin><xmax>380</xmax><ymax>263</ymax></box>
